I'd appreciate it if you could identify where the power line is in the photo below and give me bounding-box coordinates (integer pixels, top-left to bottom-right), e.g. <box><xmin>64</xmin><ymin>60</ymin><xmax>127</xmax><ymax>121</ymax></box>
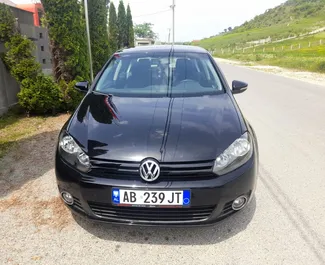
<box><xmin>133</xmin><ymin>9</ymin><xmax>170</xmax><ymax>18</ymax></box>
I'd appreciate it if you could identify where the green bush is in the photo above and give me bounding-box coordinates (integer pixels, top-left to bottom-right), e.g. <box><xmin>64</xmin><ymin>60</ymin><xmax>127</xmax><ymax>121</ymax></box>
<box><xmin>315</xmin><ymin>61</ymin><xmax>325</xmax><ymax>73</ymax></box>
<box><xmin>255</xmin><ymin>54</ymin><xmax>263</xmax><ymax>61</ymax></box>
<box><xmin>18</xmin><ymin>75</ymin><xmax>63</xmax><ymax>114</ymax></box>
<box><xmin>4</xmin><ymin>34</ymin><xmax>41</xmax><ymax>83</ymax></box>
<box><xmin>59</xmin><ymin>78</ymin><xmax>84</xmax><ymax>111</ymax></box>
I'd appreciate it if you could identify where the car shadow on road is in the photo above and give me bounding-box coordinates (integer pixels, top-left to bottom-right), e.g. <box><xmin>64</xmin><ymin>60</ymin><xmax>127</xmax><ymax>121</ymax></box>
<box><xmin>74</xmin><ymin>196</ymin><xmax>256</xmax><ymax>245</ymax></box>
<box><xmin>0</xmin><ymin>130</ymin><xmax>60</xmax><ymax>198</ymax></box>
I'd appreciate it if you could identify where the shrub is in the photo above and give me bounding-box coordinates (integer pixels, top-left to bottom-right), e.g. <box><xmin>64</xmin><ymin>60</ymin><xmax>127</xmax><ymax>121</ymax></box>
<box><xmin>59</xmin><ymin>78</ymin><xmax>84</xmax><ymax>111</ymax></box>
<box><xmin>18</xmin><ymin>75</ymin><xmax>63</xmax><ymax>114</ymax></box>
<box><xmin>255</xmin><ymin>54</ymin><xmax>263</xmax><ymax>61</ymax></box>
<box><xmin>4</xmin><ymin>34</ymin><xmax>41</xmax><ymax>83</ymax></box>
<box><xmin>315</xmin><ymin>61</ymin><xmax>325</xmax><ymax>73</ymax></box>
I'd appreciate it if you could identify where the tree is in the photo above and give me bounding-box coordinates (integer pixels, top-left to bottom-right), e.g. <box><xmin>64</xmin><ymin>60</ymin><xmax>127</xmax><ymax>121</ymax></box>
<box><xmin>108</xmin><ymin>2</ymin><xmax>118</xmax><ymax>52</ymax></box>
<box><xmin>134</xmin><ymin>23</ymin><xmax>157</xmax><ymax>39</ymax></box>
<box><xmin>117</xmin><ymin>0</ymin><xmax>127</xmax><ymax>48</ymax></box>
<box><xmin>42</xmin><ymin>0</ymin><xmax>89</xmax><ymax>82</ymax></box>
<box><xmin>0</xmin><ymin>3</ymin><xmax>15</xmax><ymax>43</ymax></box>
<box><xmin>5</xmin><ymin>34</ymin><xmax>41</xmax><ymax>82</ymax></box>
<box><xmin>228</xmin><ymin>26</ymin><xmax>232</xmax><ymax>31</ymax></box>
<box><xmin>126</xmin><ymin>4</ymin><xmax>134</xmax><ymax>47</ymax></box>
<box><xmin>88</xmin><ymin>0</ymin><xmax>110</xmax><ymax>74</ymax></box>
<box><xmin>224</xmin><ymin>29</ymin><xmax>227</xmax><ymax>33</ymax></box>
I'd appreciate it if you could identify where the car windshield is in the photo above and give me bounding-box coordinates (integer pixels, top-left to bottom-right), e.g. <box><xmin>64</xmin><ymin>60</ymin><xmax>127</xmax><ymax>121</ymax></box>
<box><xmin>94</xmin><ymin>51</ymin><xmax>224</xmax><ymax>97</ymax></box>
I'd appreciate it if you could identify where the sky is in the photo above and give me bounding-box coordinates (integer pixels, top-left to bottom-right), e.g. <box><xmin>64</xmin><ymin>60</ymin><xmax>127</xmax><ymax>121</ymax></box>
<box><xmin>13</xmin><ymin>0</ymin><xmax>287</xmax><ymax>42</ymax></box>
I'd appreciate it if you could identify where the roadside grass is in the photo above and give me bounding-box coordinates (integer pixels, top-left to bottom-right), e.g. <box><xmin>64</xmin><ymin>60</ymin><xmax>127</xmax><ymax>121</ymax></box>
<box><xmin>214</xmin><ymin>32</ymin><xmax>325</xmax><ymax>73</ymax></box>
<box><xmin>0</xmin><ymin>110</ymin><xmax>69</xmax><ymax>159</ymax></box>
<box><xmin>194</xmin><ymin>11</ymin><xmax>325</xmax><ymax>73</ymax></box>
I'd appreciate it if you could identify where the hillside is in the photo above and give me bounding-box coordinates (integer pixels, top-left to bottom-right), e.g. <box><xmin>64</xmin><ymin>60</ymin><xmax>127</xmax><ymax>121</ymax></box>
<box><xmin>194</xmin><ymin>0</ymin><xmax>325</xmax><ymax>73</ymax></box>
<box><xmin>238</xmin><ymin>0</ymin><xmax>325</xmax><ymax>32</ymax></box>
<box><xmin>195</xmin><ymin>0</ymin><xmax>325</xmax><ymax>50</ymax></box>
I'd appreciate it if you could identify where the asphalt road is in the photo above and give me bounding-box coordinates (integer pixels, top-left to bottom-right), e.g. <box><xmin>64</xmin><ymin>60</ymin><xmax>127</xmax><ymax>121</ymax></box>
<box><xmin>2</xmin><ymin>62</ymin><xmax>325</xmax><ymax>265</ymax></box>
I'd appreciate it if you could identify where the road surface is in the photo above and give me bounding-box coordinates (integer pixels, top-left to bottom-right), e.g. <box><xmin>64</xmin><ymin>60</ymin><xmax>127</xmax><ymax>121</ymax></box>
<box><xmin>1</xmin><ymin>62</ymin><xmax>325</xmax><ymax>265</ymax></box>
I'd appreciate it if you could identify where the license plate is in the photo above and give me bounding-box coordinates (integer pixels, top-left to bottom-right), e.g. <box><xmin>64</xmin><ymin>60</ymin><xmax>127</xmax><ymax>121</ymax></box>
<box><xmin>112</xmin><ymin>189</ymin><xmax>191</xmax><ymax>207</ymax></box>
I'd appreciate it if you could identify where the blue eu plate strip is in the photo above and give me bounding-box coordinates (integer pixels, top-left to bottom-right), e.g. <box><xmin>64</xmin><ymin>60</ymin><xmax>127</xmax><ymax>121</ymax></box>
<box><xmin>183</xmin><ymin>190</ymin><xmax>191</xmax><ymax>206</ymax></box>
<box><xmin>112</xmin><ymin>188</ymin><xmax>120</xmax><ymax>204</ymax></box>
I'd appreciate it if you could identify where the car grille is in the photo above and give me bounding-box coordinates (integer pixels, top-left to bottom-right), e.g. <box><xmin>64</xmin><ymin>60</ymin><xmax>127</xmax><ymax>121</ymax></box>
<box><xmin>217</xmin><ymin>201</ymin><xmax>236</xmax><ymax>220</ymax></box>
<box><xmin>88</xmin><ymin>202</ymin><xmax>215</xmax><ymax>222</ymax></box>
<box><xmin>72</xmin><ymin>196</ymin><xmax>84</xmax><ymax>213</ymax></box>
<box><xmin>89</xmin><ymin>159</ymin><xmax>216</xmax><ymax>181</ymax></box>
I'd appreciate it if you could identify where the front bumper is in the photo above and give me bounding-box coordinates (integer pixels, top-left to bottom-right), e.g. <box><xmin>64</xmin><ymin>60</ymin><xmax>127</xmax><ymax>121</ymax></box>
<box><xmin>55</xmin><ymin>152</ymin><xmax>258</xmax><ymax>226</ymax></box>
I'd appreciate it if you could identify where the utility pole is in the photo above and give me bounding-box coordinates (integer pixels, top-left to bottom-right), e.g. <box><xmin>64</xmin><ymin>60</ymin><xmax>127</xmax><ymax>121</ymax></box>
<box><xmin>84</xmin><ymin>0</ymin><xmax>94</xmax><ymax>82</ymax></box>
<box><xmin>171</xmin><ymin>0</ymin><xmax>175</xmax><ymax>44</ymax></box>
<box><xmin>168</xmin><ymin>28</ymin><xmax>171</xmax><ymax>44</ymax></box>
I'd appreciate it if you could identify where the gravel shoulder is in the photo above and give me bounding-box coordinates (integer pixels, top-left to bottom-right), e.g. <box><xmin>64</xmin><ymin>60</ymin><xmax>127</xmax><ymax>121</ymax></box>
<box><xmin>215</xmin><ymin>57</ymin><xmax>325</xmax><ymax>87</ymax></box>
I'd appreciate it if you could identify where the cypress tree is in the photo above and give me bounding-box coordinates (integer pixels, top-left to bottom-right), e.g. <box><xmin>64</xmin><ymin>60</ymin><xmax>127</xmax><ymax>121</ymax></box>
<box><xmin>117</xmin><ymin>0</ymin><xmax>127</xmax><ymax>48</ymax></box>
<box><xmin>108</xmin><ymin>2</ymin><xmax>118</xmax><ymax>53</ymax></box>
<box><xmin>88</xmin><ymin>0</ymin><xmax>110</xmax><ymax>74</ymax></box>
<box><xmin>126</xmin><ymin>4</ymin><xmax>134</xmax><ymax>47</ymax></box>
<box><xmin>42</xmin><ymin>0</ymin><xmax>89</xmax><ymax>82</ymax></box>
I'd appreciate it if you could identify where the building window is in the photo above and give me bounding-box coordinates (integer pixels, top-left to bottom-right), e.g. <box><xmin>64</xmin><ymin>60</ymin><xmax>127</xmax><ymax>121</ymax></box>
<box><xmin>42</xmin><ymin>59</ymin><xmax>46</xmax><ymax>64</ymax></box>
<box><xmin>41</xmin><ymin>46</ymin><xmax>44</xmax><ymax>51</ymax></box>
<box><xmin>39</xmin><ymin>32</ymin><xmax>43</xmax><ymax>39</ymax></box>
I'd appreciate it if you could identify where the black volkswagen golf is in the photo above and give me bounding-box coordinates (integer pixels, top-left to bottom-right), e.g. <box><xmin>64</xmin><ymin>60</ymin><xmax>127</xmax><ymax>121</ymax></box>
<box><xmin>55</xmin><ymin>45</ymin><xmax>259</xmax><ymax>226</ymax></box>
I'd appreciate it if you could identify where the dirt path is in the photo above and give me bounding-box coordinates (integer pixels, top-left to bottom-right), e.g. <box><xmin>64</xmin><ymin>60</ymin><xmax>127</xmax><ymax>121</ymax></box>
<box><xmin>215</xmin><ymin>57</ymin><xmax>325</xmax><ymax>87</ymax></box>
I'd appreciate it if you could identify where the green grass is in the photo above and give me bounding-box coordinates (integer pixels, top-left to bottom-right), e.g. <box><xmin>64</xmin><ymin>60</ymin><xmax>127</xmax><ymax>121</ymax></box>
<box><xmin>211</xmin><ymin>32</ymin><xmax>325</xmax><ymax>73</ymax></box>
<box><xmin>193</xmin><ymin>0</ymin><xmax>325</xmax><ymax>73</ymax></box>
<box><xmin>0</xmin><ymin>111</ymin><xmax>45</xmax><ymax>158</ymax></box>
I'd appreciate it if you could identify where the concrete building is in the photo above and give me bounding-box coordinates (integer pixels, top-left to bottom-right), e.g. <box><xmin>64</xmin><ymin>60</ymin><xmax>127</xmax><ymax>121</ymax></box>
<box><xmin>135</xmin><ymin>38</ymin><xmax>155</xmax><ymax>46</ymax></box>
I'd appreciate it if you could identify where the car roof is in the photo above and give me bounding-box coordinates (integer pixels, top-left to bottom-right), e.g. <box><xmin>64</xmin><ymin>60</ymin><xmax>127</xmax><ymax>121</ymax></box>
<box><xmin>118</xmin><ymin>45</ymin><xmax>208</xmax><ymax>54</ymax></box>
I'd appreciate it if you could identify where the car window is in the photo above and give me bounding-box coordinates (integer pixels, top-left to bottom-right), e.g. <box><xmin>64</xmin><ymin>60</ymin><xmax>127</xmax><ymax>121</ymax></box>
<box><xmin>94</xmin><ymin>52</ymin><xmax>224</xmax><ymax>97</ymax></box>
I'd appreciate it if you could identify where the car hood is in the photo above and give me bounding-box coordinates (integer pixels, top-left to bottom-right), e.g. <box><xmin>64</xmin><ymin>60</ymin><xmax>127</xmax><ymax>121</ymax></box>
<box><xmin>68</xmin><ymin>92</ymin><xmax>243</xmax><ymax>162</ymax></box>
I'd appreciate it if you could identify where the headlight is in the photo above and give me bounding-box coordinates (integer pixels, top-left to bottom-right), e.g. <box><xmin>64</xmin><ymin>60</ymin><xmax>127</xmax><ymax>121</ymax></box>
<box><xmin>213</xmin><ymin>132</ymin><xmax>253</xmax><ymax>175</ymax></box>
<box><xmin>59</xmin><ymin>134</ymin><xmax>91</xmax><ymax>171</ymax></box>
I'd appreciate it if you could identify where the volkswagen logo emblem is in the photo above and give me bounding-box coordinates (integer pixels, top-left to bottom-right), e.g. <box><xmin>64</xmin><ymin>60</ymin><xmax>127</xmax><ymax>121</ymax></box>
<box><xmin>139</xmin><ymin>159</ymin><xmax>160</xmax><ymax>182</ymax></box>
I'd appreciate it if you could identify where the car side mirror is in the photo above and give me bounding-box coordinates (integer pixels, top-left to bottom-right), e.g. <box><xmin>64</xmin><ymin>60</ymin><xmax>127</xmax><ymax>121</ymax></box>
<box><xmin>75</xmin><ymin>81</ymin><xmax>89</xmax><ymax>93</ymax></box>
<box><xmin>232</xmin><ymin>80</ymin><xmax>248</xmax><ymax>94</ymax></box>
